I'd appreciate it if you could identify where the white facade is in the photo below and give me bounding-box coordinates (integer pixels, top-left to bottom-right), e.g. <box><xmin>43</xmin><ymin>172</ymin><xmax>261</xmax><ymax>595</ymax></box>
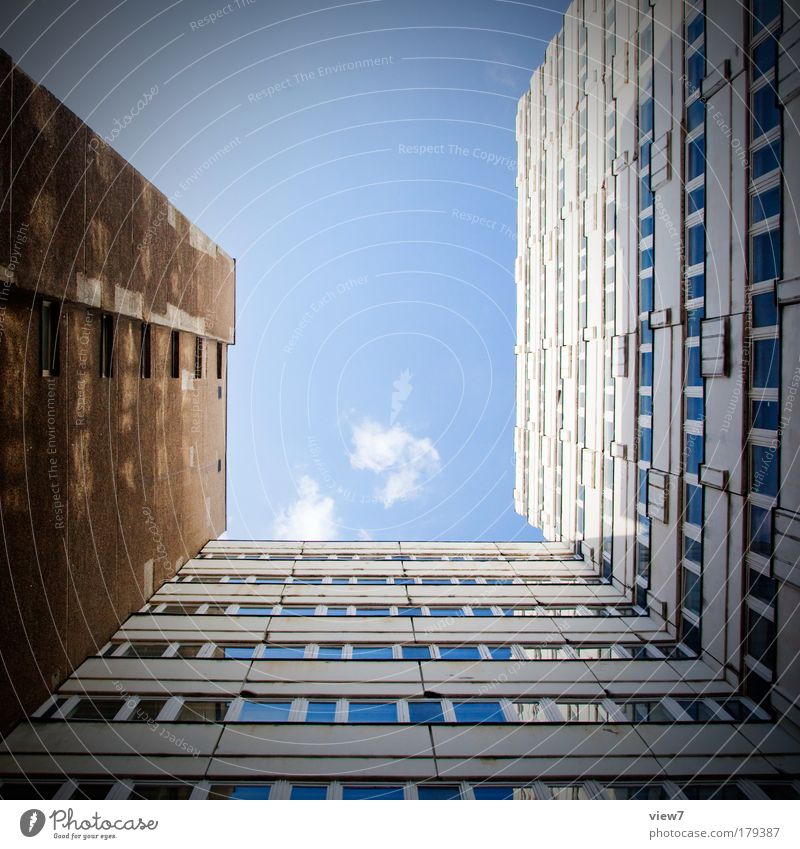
<box><xmin>514</xmin><ymin>0</ymin><xmax>800</xmax><ymax>735</ymax></box>
<box><xmin>1</xmin><ymin>539</ymin><xmax>798</xmax><ymax>800</ymax></box>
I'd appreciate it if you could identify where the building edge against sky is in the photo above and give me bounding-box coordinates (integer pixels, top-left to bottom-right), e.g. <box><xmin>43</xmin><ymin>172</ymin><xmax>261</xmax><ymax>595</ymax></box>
<box><xmin>0</xmin><ymin>49</ymin><xmax>235</xmax><ymax>736</ymax></box>
<box><xmin>514</xmin><ymin>0</ymin><xmax>800</xmax><ymax>733</ymax></box>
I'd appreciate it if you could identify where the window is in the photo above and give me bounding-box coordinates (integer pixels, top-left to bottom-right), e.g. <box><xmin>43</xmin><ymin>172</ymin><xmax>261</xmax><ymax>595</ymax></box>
<box><xmin>176</xmin><ymin>700</ymin><xmax>230</xmax><ymax>722</ymax></box>
<box><xmin>751</xmin><ymin>444</ymin><xmax>779</xmax><ymax>497</ymax></box>
<box><xmin>752</xmin><ymin>186</ymin><xmax>780</xmax><ymax>223</ymax></box>
<box><xmin>687</xmin><ymin>136</ymin><xmax>705</xmax><ymax>181</ymax></box>
<box><xmin>351</xmin><ymin>646</ymin><xmax>393</xmax><ymax>660</ymax></box>
<box><xmin>752</xmin><ymin>291</ymin><xmax>778</xmax><ymax>327</ymax></box>
<box><xmin>751</xmin><ymin>229</ymin><xmax>781</xmax><ymax>284</ymax></box>
<box><xmin>417</xmin><ymin>786</ymin><xmax>461</xmax><ymax>800</ymax></box>
<box><xmin>280</xmin><ymin>607</ymin><xmax>315</xmax><ymax>616</ymax></box>
<box><xmin>681</xmin><ymin>568</ymin><xmax>702</xmax><ymax>616</ymax></box>
<box><xmin>40</xmin><ymin>300</ymin><xmax>62</xmax><ymax>376</ymax></box>
<box><xmin>317</xmin><ymin>645</ymin><xmax>343</xmax><ymax>659</ymax></box>
<box><xmin>605</xmin><ymin>784</ymin><xmax>668</xmax><ymax>800</ymax></box>
<box><xmin>747</xmin><ymin>608</ymin><xmax>776</xmax><ymax>668</ymax></box>
<box><xmin>128</xmin><ymin>699</ymin><xmax>167</xmax><ymax>722</ymax></box>
<box><xmin>487</xmin><ymin>647</ymin><xmax>512</xmax><ymax>660</ymax></box>
<box><xmin>305</xmin><ymin>701</ymin><xmax>337</xmax><ymax>723</ymax></box>
<box><xmin>100</xmin><ymin>314</ymin><xmax>114</xmax><ymax>378</ymax></box>
<box><xmin>408</xmin><ymin>701</ymin><xmax>445</xmax><ymax>724</ymax></box>
<box><xmin>752</xmin><ymin>139</ymin><xmax>781</xmax><ymax>178</ymax></box>
<box><xmin>753</xmin><ymin>338</ymin><xmax>780</xmax><ymax>389</ymax></box>
<box><xmin>347</xmin><ymin>702</ymin><xmax>398</xmax><ymax>723</ymax></box>
<box><xmin>140</xmin><ymin>322</ymin><xmax>151</xmax><ymax>378</ymax></box>
<box><xmin>216</xmin><ymin>341</ymin><xmax>223</xmax><ymax>380</ymax></box>
<box><xmin>238</xmin><ymin>606</ymin><xmax>272</xmax><ymax>616</ymax></box>
<box><xmin>402</xmin><ymin>646</ymin><xmax>431</xmax><ymax>660</ymax></box>
<box><xmin>355</xmin><ymin>607</ymin><xmax>390</xmax><ymax>617</ymax></box>
<box><xmin>429</xmin><ymin>607</ymin><xmax>464</xmax><ymax>617</ymax></box>
<box><xmin>753</xmin><ymin>0</ymin><xmax>781</xmax><ymax>33</ymax></box>
<box><xmin>342</xmin><ymin>786</ymin><xmax>403</xmax><ymax>800</ymax></box>
<box><xmin>473</xmin><ymin>786</ymin><xmax>516</xmax><ymax>800</ymax></box>
<box><xmin>263</xmin><ymin>645</ymin><xmax>305</xmax><ymax>659</ymax></box>
<box><xmin>67</xmin><ymin>699</ymin><xmax>125</xmax><ymax>721</ymax></box>
<box><xmin>209</xmin><ymin>785</ymin><xmax>271</xmax><ymax>800</ymax></box>
<box><xmin>452</xmin><ymin>702</ymin><xmax>505</xmax><ymax>723</ymax></box>
<box><xmin>619</xmin><ymin>701</ymin><xmax>674</xmax><ymax>723</ymax></box>
<box><xmin>439</xmin><ymin>646</ymin><xmax>481</xmax><ymax>660</ymax></box>
<box><xmin>752</xmin><ymin>84</ymin><xmax>780</xmax><ymax>139</ymax></box>
<box><xmin>237</xmin><ymin>701</ymin><xmax>292</xmax><ymax>723</ymax></box>
<box><xmin>170</xmin><ymin>330</ymin><xmax>180</xmax><ymax>378</ymax></box>
<box><xmin>687</xmin><ymin>99</ymin><xmax>705</xmax><ymax>132</ymax></box>
<box><xmin>513</xmin><ymin>702</ymin><xmax>549</xmax><ymax>722</ymax></box>
<box><xmin>687</xmin><ymin>224</ymin><xmax>705</xmax><ymax>266</ymax></box>
<box><xmin>219</xmin><ymin>646</ymin><xmax>255</xmax><ymax>659</ymax></box>
<box><xmin>121</xmin><ymin>643</ymin><xmax>167</xmax><ymax>658</ymax></box>
<box><xmin>194</xmin><ymin>337</ymin><xmax>204</xmax><ymax>379</ymax></box>
<box><xmin>325</xmin><ymin>606</ymin><xmax>348</xmax><ymax>616</ymax></box>
<box><xmin>290</xmin><ymin>785</ymin><xmax>327</xmax><ymax>800</ymax></box>
<box><xmin>130</xmin><ymin>784</ymin><xmax>193</xmax><ymax>800</ymax></box>
<box><xmin>398</xmin><ymin>606</ymin><xmax>422</xmax><ymax>616</ymax></box>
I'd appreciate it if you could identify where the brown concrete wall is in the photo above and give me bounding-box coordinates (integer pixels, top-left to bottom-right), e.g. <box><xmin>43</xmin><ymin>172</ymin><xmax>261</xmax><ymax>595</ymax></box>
<box><xmin>0</xmin><ymin>49</ymin><xmax>233</xmax><ymax>735</ymax></box>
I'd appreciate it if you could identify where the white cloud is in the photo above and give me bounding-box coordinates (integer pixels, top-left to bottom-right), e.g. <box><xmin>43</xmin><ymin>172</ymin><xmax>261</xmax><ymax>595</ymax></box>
<box><xmin>349</xmin><ymin>419</ymin><xmax>441</xmax><ymax>508</ymax></box>
<box><xmin>357</xmin><ymin>528</ymin><xmax>372</xmax><ymax>541</ymax></box>
<box><xmin>272</xmin><ymin>476</ymin><xmax>338</xmax><ymax>540</ymax></box>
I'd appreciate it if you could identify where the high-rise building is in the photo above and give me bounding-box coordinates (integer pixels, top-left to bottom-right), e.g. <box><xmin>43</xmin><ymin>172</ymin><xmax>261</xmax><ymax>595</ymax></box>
<box><xmin>514</xmin><ymin>0</ymin><xmax>800</xmax><ymax>740</ymax></box>
<box><xmin>0</xmin><ymin>539</ymin><xmax>798</xmax><ymax>799</ymax></box>
<box><xmin>0</xmin><ymin>50</ymin><xmax>235</xmax><ymax>735</ymax></box>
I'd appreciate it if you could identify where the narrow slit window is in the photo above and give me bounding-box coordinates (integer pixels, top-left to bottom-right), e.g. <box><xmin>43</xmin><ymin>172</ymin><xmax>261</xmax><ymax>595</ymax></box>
<box><xmin>194</xmin><ymin>336</ymin><xmax>203</xmax><ymax>379</ymax></box>
<box><xmin>216</xmin><ymin>341</ymin><xmax>223</xmax><ymax>380</ymax></box>
<box><xmin>140</xmin><ymin>323</ymin><xmax>151</xmax><ymax>379</ymax></box>
<box><xmin>170</xmin><ymin>330</ymin><xmax>180</xmax><ymax>378</ymax></box>
<box><xmin>40</xmin><ymin>300</ymin><xmax>62</xmax><ymax>377</ymax></box>
<box><xmin>100</xmin><ymin>314</ymin><xmax>114</xmax><ymax>378</ymax></box>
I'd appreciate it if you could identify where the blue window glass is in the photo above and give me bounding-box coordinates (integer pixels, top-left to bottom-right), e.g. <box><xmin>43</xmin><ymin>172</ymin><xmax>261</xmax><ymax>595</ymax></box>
<box><xmin>439</xmin><ymin>647</ymin><xmax>481</xmax><ymax>660</ymax></box>
<box><xmin>637</xmin><ymin>541</ymin><xmax>651</xmax><ymax>576</ymax></box>
<box><xmin>357</xmin><ymin>578</ymin><xmax>385</xmax><ymax>584</ymax></box>
<box><xmin>347</xmin><ymin>702</ymin><xmax>398</xmax><ymax>723</ymax></box>
<box><xmin>688</xmin><ymin>186</ymin><xmax>705</xmax><ymax>215</ymax></box>
<box><xmin>688</xmin><ymin>135</ymin><xmax>706</xmax><ymax>182</ymax></box>
<box><xmin>471</xmin><ymin>607</ymin><xmax>494</xmax><ymax>616</ymax></box>
<box><xmin>640</xmin><ymin>98</ymin><xmax>654</xmax><ymax>136</ymax></box>
<box><xmin>418</xmin><ymin>786</ymin><xmax>461</xmax><ymax>800</ymax></box>
<box><xmin>640</xmin><ymin>278</ymin><xmax>654</xmax><ymax>312</ymax></box>
<box><xmin>753</xmin><ymin>0</ymin><xmax>781</xmax><ymax>34</ymax></box>
<box><xmin>393</xmin><ymin>578</ymin><xmax>415</xmax><ymax>585</ymax></box>
<box><xmin>687</xmin><ymin>224</ymin><xmax>705</xmax><ymax>266</ymax></box>
<box><xmin>290</xmin><ymin>786</ymin><xmax>327</xmax><ymax>800</ymax></box>
<box><xmin>749</xmin><ymin>503</ymin><xmax>772</xmax><ymax>557</ymax></box>
<box><xmin>752</xmin><ymin>291</ymin><xmax>778</xmax><ymax>327</ymax></box>
<box><xmin>747</xmin><ymin>608</ymin><xmax>776</xmax><ymax>668</ymax></box>
<box><xmin>687</xmin><ymin>273</ymin><xmax>705</xmax><ymax>301</ymax></box>
<box><xmin>638</xmin><ymin>469</ymin><xmax>649</xmax><ymax>504</ymax></box>
<box><xmin>752</xmin><ymin>229</ymin><xmax>781</xmax><ymax>284</ymax></box>
<box><xmin>687</xmin><ymin>346</ymin><xmax>702</xmax><ymax>387</ymax></box>
<box><xmin>687</xmin><ymin>98</ymin><xmax>705</xmax><ymax>132</ymax></box>
<box><xmin>342</xmin><ymin>786</ymin><xmax>403</xmax><ymax>800</ymax></box>
<box><xmin>355</xmin><ymin>607</ymin><xmax>390</xmax><ymax>617</ymax></box>
<box><xmin>317</xmin><ymin>646</ymin><xmax>342</xmax><ymax>659</ymax></box>
<box><xmin>684</xmin><ymin>535</ymin><xmax>702</xmax><ymax>565</ymax></box>
<box><xmin>686</xmin><ymin>396</ymin><xmax>704</xmax><ymax>421</ymax></box>
<box><xmin>223</xmin><ymin>785</ymin><xmax>271</xmax><ymax>800</ymax></box>
<box><xmin>238</xmin><ymin>607</ymin><xmax>271</xmax><ymax>616</ymax></box>
<box><xmin>325</xmin><ymin>607</ymin><xmax>348</xmax><ymax>616</ymax></box>
<box><xmin>459</xmin><ymin>578</ymin><xmax>477</xmax><ymax>585</ymax></box>
<box><xmin>641</xmin><ymin>351</ymin><xmax>653</xmax><ymax>386</ymax></box>
<box><xmin>748</xmin><ymin>568</ymin><xmax>777</xmax><ymax>605</ymax></box>
<box><xmin>640</xmin><ymin>393</ymin><xmax>653</xmax><ymax>417</ymax></box>
<box><xmin>681</xmin><ymin>568</ymin><xmax>702</xmax><ymax>615</ymax></box>
<box><xmin>226</xmin><ymin>578</ymin><xmax>247</xmax><ymax>584</ymax></box>
<box><xmin>238</xmin><ymin>701</ymin><xmax>291</xmax><ymax>722</ymax></box>
<box><xmin>687</xmin><ymin>50</ymin><xmax>705</xmax><ymax>90</ymax></box>
<box><xmin>640</xmin><ymin>215</ymin><xmax>654</xmax><ymax>238</ymax></box>
<box><xmin>687</xmin><ymin>13</ymin><xmax>704</xmax><ymax>44</ymax></box>
<box><xmin>751</xmin><ymin>445</ymin><xmax>779</xmax><ymax>497</ymax></box>
<box><xmin>330</xmin><ymin>578</ymin><xmax>350</xmax><ymax>584</ymax></box>
<box><xmin>752</xmin><ymin>399</ymin><xmax>778</xmax><ymax>430</ymax></box>
<box><xmin>753</xmin><ymin>139</ymin><xmax>781</xmax><ymax>178</ymax></box>
<box><xmin>306</xmin><ymin>702</ymin><xmax>337</xmax><ymax>723</ymax></box>
<box><xmin>398</xmin><ymin>607</ymin><xmax>423</xmax><ymax>616</ymax></box>
<box><xmin>351</xmin><ymin>646</ymin><xmax>393</xmax><ymax>660</ymax></box>
<box><xmin>262</xmin><ymin>645</ymin><xmax>305</xmax><ymax>659</ymax></box>
<box><xmin>488</xmin><ymin>647</ymin><xmax>512</xmax><ymax>660</ymax></box>
<box><xmin>223</xmin><ymin>646</ymin><xmax>255</xmax><ymax>659</ymax></box>
<box><xmin>752</xmin><ymin>186</ymin><xmax>780</xmax><ymax>223</ymax></box>
<box><xmin>401</xmin><ymin>646</ymin><xmax>431</xmax><ymax>660</ymax></box>
<box><xmin>687</xmin><ymin>307</ymin><xmax>704</xmax><ymax>337</ymax></box>
<box><xmin>640</xmin><ymin>428</ymin><xmax>652</xmax><ymax>463</ymax></box>
<box><xmin>421</xmin><ymin>579</ymin><xmax>450</xmax><ymax>585</ymax></box>
<box><xmin>753</xmin><ymin>338</ymin><xmax>780</xmax><ymax>388</ymax></box>
<box><xmin>752</xmin><ymin>84</ymin><xmax>780</xmax><ymax>139</ymax></box>
<box><xmin>686</xmin><ymin>433</ymin><xmax>703</xmax><ymax>475</ymax></box>
<box><xmin>640</xmin><ymin>319</ymin><xmax>653</xmax><ymax>345</ymax></box>
<box><xmin>640</xmin><ymin>142</ymin><xmax>651</xmax><ymax>170</ymax></box>
<box><xmin>640</xmin><ymin>174</ymin><xmax>653</xmax><ymax>211</ymax></box>
<box><xmin>254</xmin><ymin>578</ymin><xmax>285</xmax><ymax>584</ymax></box>
<box><xmin>429</xmin><ymin>608</ymin><xmax>464</xmax><ymax>617</ymax></box>
<box><xmin>640</xmin><ymin>247</ymin><xmax>654</xmax><ymax>270</ymax></box>
<box><xmin>281</xmin><ymin>607</ymin><xmax>315</xmax><ymax>616</ymax></box>
<box><xmin>452</xmin><ymin>702</ymin><xmax>506</xmax><ymax>723</ymax></box>
<box><xmin>681</xmin><ymin>617</ymin><xmax>701</xmax><ymax>654</ymax></box>
<box><xmin>408</xmin><ymin>701</ymin><xmax>445</xmax><ymax>724</ymax></box>
<box><xmin>685</xmin><ymin>484</ymin><xmax>703</xmax><ymax>526</ymax></box>
<box><xmin>485</xmin><ymin>579</ymin><xmax>514</xmax><ymax>585</ymax></box>
<box><xmin>474</xmin><ymin>786</ymin><xmax>516</xmax><ymax>800</ymax></box>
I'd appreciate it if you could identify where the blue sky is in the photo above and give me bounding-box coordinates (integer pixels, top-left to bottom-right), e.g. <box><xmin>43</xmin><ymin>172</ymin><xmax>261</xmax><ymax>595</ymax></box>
<box><xmin>1</xmin><ymin>0</ymin><xmax>569</xmax><ymax>541</ymax></box>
